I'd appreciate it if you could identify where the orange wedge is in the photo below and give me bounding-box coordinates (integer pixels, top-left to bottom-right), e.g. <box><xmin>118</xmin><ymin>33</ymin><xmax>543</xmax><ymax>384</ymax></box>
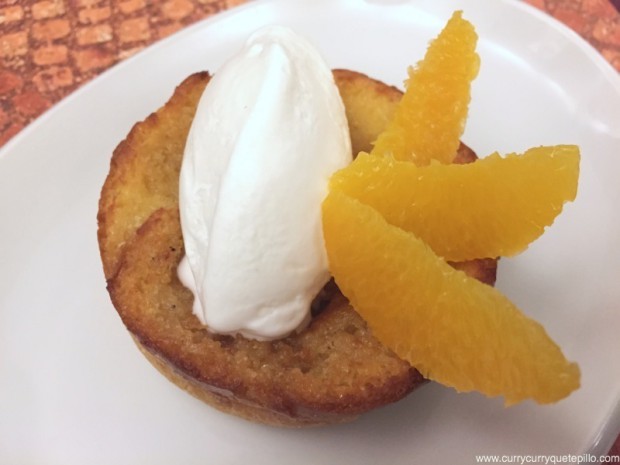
<box><xmin>322</xmin><ymin>191</ymin><xmax>580</xmax><ymax>405</ymax></box>
<box><xmin>329</xmin><ymin>145</ymin><xmax>580</xmax><ymax>261</ymax></box>
<box><xmin>370</xmin><ymin>11</ymin><xmax>479</xmax><ymax>165</ymax></box>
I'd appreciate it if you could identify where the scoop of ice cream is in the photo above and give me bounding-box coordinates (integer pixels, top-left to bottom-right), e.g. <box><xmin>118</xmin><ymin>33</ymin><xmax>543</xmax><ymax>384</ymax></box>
<box><xmin>178</xmin><ymin>26</ymin><xmax>352</xmax><ymax>340</ymax></box>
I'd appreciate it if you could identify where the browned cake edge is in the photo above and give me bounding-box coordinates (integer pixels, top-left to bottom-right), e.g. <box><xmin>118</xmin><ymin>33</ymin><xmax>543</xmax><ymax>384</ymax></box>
<box><xmin>134</xmin><ymin>337</ymin><xmax>359</xmax><ymax>427</ymax></box>
<box><xmin>98</xmin><ymin>71</ymin><xmax>211</xmax><ymax>281</ymax></box>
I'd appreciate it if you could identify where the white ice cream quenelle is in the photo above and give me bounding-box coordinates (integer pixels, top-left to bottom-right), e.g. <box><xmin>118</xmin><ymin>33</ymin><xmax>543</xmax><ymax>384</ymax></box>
<box><xmin>178</xmin><ymin>26</ymin><xmax>352</xmax><ymax>340</ymax></box>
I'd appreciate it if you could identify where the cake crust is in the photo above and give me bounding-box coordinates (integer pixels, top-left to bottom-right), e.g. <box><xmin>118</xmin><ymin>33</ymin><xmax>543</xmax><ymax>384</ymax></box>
<box><xmin>98</xmin><ymin>69</ymin><xmax>496</xmax><ymax>427</ymax></box>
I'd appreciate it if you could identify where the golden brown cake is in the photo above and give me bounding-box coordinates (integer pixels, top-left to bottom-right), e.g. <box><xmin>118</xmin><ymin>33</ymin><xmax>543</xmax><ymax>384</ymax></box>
<box><xmin>97</xmin><ymin>69</ymin><xmax>497</xmax><ymax>427</ymax></box>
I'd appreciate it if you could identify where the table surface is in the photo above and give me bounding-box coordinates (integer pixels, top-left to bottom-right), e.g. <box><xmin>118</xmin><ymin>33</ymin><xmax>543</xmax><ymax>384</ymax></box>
<box><xmin>1</xmin><ymin>0</ymin><xmax>619</xmax><ymax>458</ymax></box>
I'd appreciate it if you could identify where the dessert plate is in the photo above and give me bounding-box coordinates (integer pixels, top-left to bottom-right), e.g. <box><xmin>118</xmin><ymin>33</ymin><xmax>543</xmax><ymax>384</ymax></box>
<box><xmin>1</xmin><ymin>0</ymin><xmax>619</xmax><ymax>463</ymax></box>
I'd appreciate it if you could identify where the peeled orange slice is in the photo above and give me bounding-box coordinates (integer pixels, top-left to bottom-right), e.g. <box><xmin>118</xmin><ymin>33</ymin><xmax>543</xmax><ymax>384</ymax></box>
<box><xmin>330</xmin><ymin>145</ymin><xmax>580</xmax><ymax>261</ymax></box>
<box><xmin>322</xmin><ymin>191</ymin><xmax>580</xmax><ymax>405</ymax></box>
<box><xmin>370</xmin><ymin>11</ymin><xmax>479</xmax><ymax>165</ymax></box>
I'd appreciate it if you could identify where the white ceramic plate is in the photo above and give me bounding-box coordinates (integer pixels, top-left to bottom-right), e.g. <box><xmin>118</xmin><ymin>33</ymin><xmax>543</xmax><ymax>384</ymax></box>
<box><xmin>1</xmin><ymin>0</ymin><xmax>619</xmax><ymax>463</ymax></box>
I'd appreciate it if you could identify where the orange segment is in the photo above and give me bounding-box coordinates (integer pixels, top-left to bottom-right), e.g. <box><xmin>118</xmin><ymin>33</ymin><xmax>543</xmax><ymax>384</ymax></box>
<box><xmin>330</xmin><ymin>145</ymin><xmax>580</xmax><ymax>261</ymax></box>
<box><xmin>322</xmin><ymin>191</ymin><xmax>580</xmax><ymax>405</ymax></box>
<box><xmin>370</xmin><ymin>11</ymin><xmax>479</xmax><ymax>165</ymax></box>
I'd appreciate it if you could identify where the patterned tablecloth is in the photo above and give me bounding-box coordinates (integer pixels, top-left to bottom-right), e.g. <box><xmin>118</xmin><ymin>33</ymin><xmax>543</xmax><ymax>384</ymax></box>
<box><xmin>0</xmin><ymin>0</ymin><xmax>619</xmax><ymax>457</ymax></box>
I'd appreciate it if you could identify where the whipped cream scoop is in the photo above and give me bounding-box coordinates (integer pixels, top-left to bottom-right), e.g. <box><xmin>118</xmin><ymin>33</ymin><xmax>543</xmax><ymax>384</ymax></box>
<box><xmin>178</xmin><ymin>26</ymin><xmax>352</xmax><ymax>340</ymax></box>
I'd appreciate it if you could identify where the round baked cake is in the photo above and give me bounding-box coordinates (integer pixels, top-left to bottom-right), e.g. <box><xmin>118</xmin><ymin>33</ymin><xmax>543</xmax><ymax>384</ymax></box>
<box><xmin>97</xmin><ymin>69</ymin><xmax>497</xmax><ymax>427</ymax></box>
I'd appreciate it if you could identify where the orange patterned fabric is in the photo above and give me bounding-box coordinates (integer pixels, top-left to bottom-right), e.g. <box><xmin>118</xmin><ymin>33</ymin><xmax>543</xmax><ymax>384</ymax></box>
<box><xmin>0</xmin><ymin>0</ymin><xmax>619</xmax><ymax>456</ymax></box>
<box><xmin>0</xmin><ymin>0</ymin><xmax>247</xmax><ymax>145</ymax></box>
<box><xmin>526</xmin><ymin>0</ymin><xmax>620</xmax><ymax>68</ymax></box>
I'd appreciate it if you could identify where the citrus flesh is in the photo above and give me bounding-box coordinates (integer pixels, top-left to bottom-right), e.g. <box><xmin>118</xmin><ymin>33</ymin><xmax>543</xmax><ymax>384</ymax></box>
<box><xmin>329</xmin><ymin>146</ymin><xmax>580</xmax><ymax>261</ymax></box>
<box><xmin>322</xmin><ymin>191</ymin><xmax>580</xmax><ymax>405</ymax></box>
<box><xmin>370</xmin><ymin>11</ymin><xmax>479</xmax><ymax>166</ymax></box>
